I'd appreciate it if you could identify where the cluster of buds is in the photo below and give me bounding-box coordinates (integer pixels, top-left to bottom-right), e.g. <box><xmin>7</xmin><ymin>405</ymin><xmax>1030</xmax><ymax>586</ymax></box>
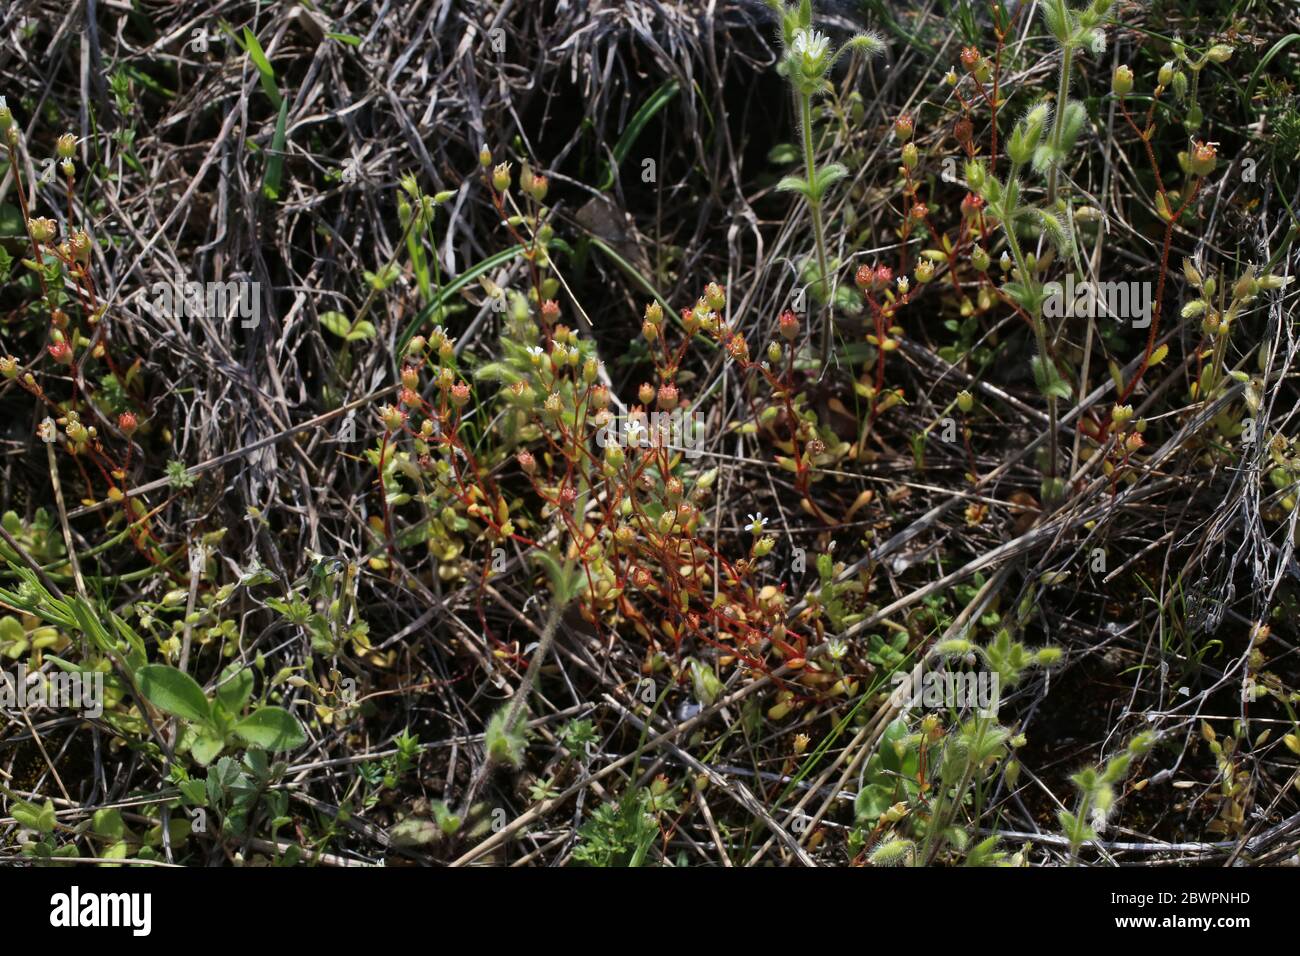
<box><xmin>641</xmin><ymin>301</ymin><xmax>663</xmax><ymax>341</ymax></box>
<box><xmin>57</xmin><ymin>411</ymin><xmax>96</xmax><ymax>454</ymax></box>
<box><xmin>856</xmin><ymin>263</ymin><xmax>893</xmax><ymax>292</ymax></box>
<box><xmin>1181</xmin><ymin>258</ymin><xmax>1292</xmax><ymax>347</ymax></box>
<box><xmin>958</xmin><ymin>46</ymin><xmax>992</xmax><ymax>84</ymax></box>
<box><xmin>518</xmin><ymin>162</ymin><xmax>549</xmax><ymax>203</ymax></box>
<box><xmin>56</xmin><ymin>132</ymin><xmax>75</xmax><ymax>178</ymax></box>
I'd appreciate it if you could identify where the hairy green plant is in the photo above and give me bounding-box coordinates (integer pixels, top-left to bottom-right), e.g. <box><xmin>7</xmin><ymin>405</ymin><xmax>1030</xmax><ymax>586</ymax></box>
<box><xmin>1058</xmin><ymin>731</ymin><xmax>1156</xmax><ymax>862</ymax></box>
<box><xmin>767</xmin><ymin>0</ymin><xmax>884</xmax><ymax>370</ymax></box>
<box><xmin>138</xmin><ymin>661</ymin><xmax>307</xmax><ymax>766</ymax></box>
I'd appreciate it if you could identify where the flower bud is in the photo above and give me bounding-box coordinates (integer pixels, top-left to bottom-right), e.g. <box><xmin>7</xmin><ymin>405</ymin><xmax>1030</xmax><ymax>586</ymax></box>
<box><xmin>28</xmin><ymin>217</ymin><xmax>56</xmax><ymax>243</ymax></box>
<box><xmin>705</xmin><ymin>282</ymin><xmax>726</xmax><ymax>310</ymax></box>
<box><xmin>644</xmin><ymin>301</ymin><xmax>663</xmax><ymax>325</ymax></box>
<box><xmin>1206</xmin><ymin>45</ymin><xmax>1233</xmax><ymax>64</ymax></box>
<box><xmin>48</xmin><ymin>340</ymin><xmax>73</xmax><ymax>365</ymax></box>
<box><xmin>778</xmin><ymin>310</ymin><xmax>799</xmax><ymax>341</ymax></box>
<box><xmin>957</xmin><ymin>390</ymin><xmax>973</xmax><ymax>413</ymax></box>
<box><xmin>479</xmin><ymin>145</ymin><xmax>492</xmax><ymax>167</ymax></box>
<box><xmin>492</xmin><ymin>162</ymin><xmax>511</xmax><ymax>192</ymax></box>
<box><xmin>1112</xmin><ymin>65</ymin><xmax>1134</xmax><ymax>96</ymax></box>
<box><xmin>401</xmin><ymin>365</ymin><xmax>420</xmax><ymax>390</ymax></box>
<box><xmin>638</xmin><ymin>382</ymin><xmax>655</xmax><ymax>405</ymax></box>
<box><xmin>1189</xmin><ymin>140</ymin><xmax>1216</xmax><ymax>177</ymax></box>
<box><xmin>56</xmin><ymin>132</ymin><xmax>76</xmax><ymax>158</ymax></box>
<box><xmin>70</xmin><ymin>231</ymin><xmax>91</xmax><ymax>263</ymax></box>
<box><xmin>1233</xmin><ymin>271</ymin><xmax>1258</xmax><ymax>300</ymax></box>
<box><xmin>1111</xmin><ymin>404</ymin><xmax>1134</xmax><ymax>427</ymax></box>
<box><xmin>1158</xmin><ymin>61</ymin><xmax>1175</xmax><ymax>86</ymax></box>
<box><xmin>767</xmin><ymin>341</ymin><xmax>782</xmax><ymax>364</ymax></box>
<box><xmin>901</xmin><ymin>142</ymin><xmax>918</xmax><ymax>170</ymax></box>
<box><xmin>971</xmin><ymin>246</ymin><xmax>990</xmax><ymax>271</ymax></box>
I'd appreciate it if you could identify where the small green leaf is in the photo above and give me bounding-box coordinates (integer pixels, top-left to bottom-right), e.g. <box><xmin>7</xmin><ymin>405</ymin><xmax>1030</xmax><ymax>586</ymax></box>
<box><xmin>776</xmin><ymin>175</ymin><xmax>812</xmax><ymax>198</ymax></box>
<box><xmin>12</xmin><ymin>798</ymin><xmax>57</xmax><ymax>834</ymax></box>
<box><xmin>233</xmin><ymin>706</ymin><xmax>307</xmax><ymax>751</ymax></box>
<box><xmin>138</xmin><ymin>664</ymin><xmax>211</xmax><ymax>723</ymax></box>
<box><xmin>345</xmin><ymin>319</ymin><xmax>376</xmax><ymax>342</ymax></box>
<box><xmin>189</xmin><ymin>727</ymin><xmax>226</xmax><ymax>766</ymax></box>
<box><xmin>214</xmin><ymin>665</ymin><xmax>255</xmax><ymax>715</ymax></box>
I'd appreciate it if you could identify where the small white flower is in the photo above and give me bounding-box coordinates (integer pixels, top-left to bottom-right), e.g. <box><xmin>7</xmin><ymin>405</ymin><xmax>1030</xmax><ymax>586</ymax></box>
<box><xmin>792</xmin><ymin>28</ymin><xmax>830</xmax><ymax>63</ymax></box>
<box><xmin>746</xmin><ymin>512</ymin><xmax>766</xmax><ymax>534</ymax></box>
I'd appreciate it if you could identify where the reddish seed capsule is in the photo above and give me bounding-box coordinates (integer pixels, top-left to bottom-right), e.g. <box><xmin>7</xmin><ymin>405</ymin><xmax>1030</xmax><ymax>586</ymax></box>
<box><xmin>517</xmin><ymin>450</ymin><xmax>536</xmax><ymax>474</ymax></box>
<box><xmin>873</xmin><ymin>264</ymin><xmax>893</xmax><ymax>290</ymax></box>
<box><xmin>118</xmin><ymin>411</ymin><xmax>138</xmax><ymax>436</ymax></box>
<box><xmin>855</xmin><ymin>264</ymin><xmax>874</xmax><ymax>290</ymax></box>
<box><xmin>399</xmin><ymin>387</ymin><xmax>421</xmax><ymax>407</ymax></box>
<box><xmin>894</xmin><ymin>114</ymin><xmax>914</xmax><ymax>141</ymax></box>
<box><xmin>657</xmin><ymin>383</ymin><xmax>679</xmax><ymax>411</ymax></box>
<box><xmin>953</xmin><ymin>117</ymin><xmax>973</xmax><ymax>146</ymax></box>
<box><xmin>451</xmin><ymin>382</ymin><xmax>471</xmax><ymax>407</ymax></box>
<box><xmin>401</xmin><ymin>365</ymin><xmax>419</xmax><ymax>390</ymax></box>
<box><xmin>960</xmin><ymin>47</ymin><xmax>980</xmax><ymax>71</ymax></box>
<box><xmin>541</xmin><ymin>300</ymin><xmax>560</xmax><ymax>322</ymax></box>
<box><xmin>48</xmin><ymin>340</ymin><xmax>73</xmax><ymax>365</ymax></box>
<box><xmin>778</xmin><ymin>310</ymin><xmax>800</xmax><ymax>341</ymax></box>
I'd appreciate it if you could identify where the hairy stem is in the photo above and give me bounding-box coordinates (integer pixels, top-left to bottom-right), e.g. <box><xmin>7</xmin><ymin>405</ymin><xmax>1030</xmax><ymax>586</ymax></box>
<box><xmin>799</xmin><ymin>91</ymin><xmax>835</xmax><ymax>371</ymax></box>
